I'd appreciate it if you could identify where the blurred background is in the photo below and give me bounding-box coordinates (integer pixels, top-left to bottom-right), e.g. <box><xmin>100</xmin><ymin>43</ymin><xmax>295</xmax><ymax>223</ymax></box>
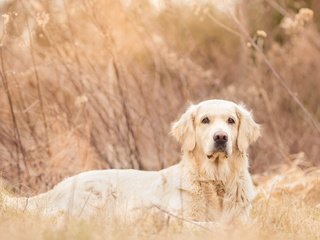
<box><xmin>0</xmin><ymin>0</ymin><xmax>319</xmax><ymax>194</ymax></box>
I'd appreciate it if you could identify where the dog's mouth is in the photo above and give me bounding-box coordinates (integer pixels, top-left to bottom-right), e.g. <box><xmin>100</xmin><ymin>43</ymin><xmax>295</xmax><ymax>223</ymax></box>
<box><xmin>207</xmin><ymin>154</ymin><xmax>213</xmax><ymax>159</ymax></box>
<box><xmin>207</xmin><ymin>149</ymin><xmax>228</xmax><ymax>159</ymax></box>
<box><xmin>206</xmin><ymin>142</ymin><xmax>229</xmax><ymax>159</ymax></box>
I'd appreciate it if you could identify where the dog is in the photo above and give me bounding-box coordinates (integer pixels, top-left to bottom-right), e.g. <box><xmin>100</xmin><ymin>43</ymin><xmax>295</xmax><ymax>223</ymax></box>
<box><xmin>2</xmin><ymin>99</ymin><xmax>260</xmax><ymax>223</ymax></box>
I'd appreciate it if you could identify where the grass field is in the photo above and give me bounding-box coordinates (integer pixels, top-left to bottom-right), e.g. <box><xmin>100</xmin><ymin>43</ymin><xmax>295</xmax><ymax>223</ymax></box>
<box><xmin>1</xmin><ymin>160</ymin><xmax>320</xmax><ymax>239</ymax></box>
<box><xmin>0</xmin><ymin>0</ymin><xmax>319</xmax><ymax>239</ymax></box>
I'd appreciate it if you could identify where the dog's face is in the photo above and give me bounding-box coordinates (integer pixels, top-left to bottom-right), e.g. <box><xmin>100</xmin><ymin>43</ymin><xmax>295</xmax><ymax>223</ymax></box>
<box><xmin>195</xmin><ymin>102</ymin><xmax>239</xmax><ymax>158</ymax></box>
<box><xmin>171</xmin><ymin>100</ymin><xmax>260</xmax><ymax>159</ymax></box>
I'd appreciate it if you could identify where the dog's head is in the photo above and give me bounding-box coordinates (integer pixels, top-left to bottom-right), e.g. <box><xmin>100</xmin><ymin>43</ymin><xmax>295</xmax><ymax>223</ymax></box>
<box><xmin>171</xmin><ymin>100</ymin><xmax>260</xmax><ymax>159</ymax></box>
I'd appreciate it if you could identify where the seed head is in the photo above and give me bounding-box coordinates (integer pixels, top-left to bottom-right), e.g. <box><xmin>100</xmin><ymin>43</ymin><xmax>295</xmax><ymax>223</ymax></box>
<box><xmin>256</xmin><ymin>30</ymin><xmax>267</xmax><ymax>38</ymax></box>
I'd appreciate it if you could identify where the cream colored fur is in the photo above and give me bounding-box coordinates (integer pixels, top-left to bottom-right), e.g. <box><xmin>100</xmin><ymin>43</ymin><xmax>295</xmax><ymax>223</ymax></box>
<box><xmin>3</xmin><ymin>99</ymin><xmax>260</xmax><ymax>223</ymax></box>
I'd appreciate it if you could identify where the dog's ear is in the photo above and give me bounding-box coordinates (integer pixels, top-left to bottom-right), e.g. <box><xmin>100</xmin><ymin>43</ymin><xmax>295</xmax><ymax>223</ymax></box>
<box><xmin>236</xmin><ymin>104</ymin><xmax>261</xmax><ymax>153</ymax></box>
<box><xmin>171</xmin><ymin>104</ymin><xmax>197</xmax><ymax>152</ymax></box>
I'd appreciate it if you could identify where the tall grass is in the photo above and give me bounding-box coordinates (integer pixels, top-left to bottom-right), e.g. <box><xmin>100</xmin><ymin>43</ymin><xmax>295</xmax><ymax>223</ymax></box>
<box><xmin>1</xmin><ymin>162</ymin><xmax>320</xmax><ymax>239</ymax></box>
<box><xmin>0</xmin><ymin>0</ymin><xmax>319</xmax><ymax>198</ymax></box>
<box><xmin>0</xmin><ymin>1</ymin><xmax>320</xmax><ymax>239</ymax></box>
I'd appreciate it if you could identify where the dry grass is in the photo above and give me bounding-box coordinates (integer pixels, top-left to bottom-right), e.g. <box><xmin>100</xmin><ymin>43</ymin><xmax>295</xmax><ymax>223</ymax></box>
<box><xmin>1</xmin><ymin>160</ymin><xmax>320</xmax><ymax>240</ymax></box>
<box><xmin>0</xmin><ymin>0</ymin><xmax>319</xmax><ymax>239</ymax></box>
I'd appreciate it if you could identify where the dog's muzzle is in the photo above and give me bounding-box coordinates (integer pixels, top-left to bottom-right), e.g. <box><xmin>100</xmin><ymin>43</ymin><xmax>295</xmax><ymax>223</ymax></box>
<box><xmin>207</xmin><ymin>131</ymin><xmax>229</xmax><ymax>159</ymax></box>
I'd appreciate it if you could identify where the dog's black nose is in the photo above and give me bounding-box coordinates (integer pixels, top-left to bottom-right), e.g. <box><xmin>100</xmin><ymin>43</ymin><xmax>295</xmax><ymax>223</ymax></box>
<box><xmin>214</xmin><ymin>131</ymin><xmax>228</xmax><ymax>144</ymax></box>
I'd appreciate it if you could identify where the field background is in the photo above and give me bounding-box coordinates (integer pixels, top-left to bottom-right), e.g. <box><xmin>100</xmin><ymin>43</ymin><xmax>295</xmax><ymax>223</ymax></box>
<box><xmin>0</xmin><ymin>0</ymin><xmax>319</xmax><ymax>239</ymax></box>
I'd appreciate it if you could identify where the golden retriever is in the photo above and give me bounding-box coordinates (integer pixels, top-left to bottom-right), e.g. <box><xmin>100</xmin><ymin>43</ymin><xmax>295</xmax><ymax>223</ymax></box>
<box><xmin>3</xmin><ymin>99</ymin><xmax>260</xmax><ymax>223</ymax></box>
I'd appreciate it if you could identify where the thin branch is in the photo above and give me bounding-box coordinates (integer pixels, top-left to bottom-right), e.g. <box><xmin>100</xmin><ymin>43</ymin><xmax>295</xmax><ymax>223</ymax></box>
<box><xmin>19</xmin><ymin>0</ymin><xmax>52</xmax><ymax>156</ymax></box>
<box><xmin>206</xmin><ymin>13</ymin><xmax>242</xmax><ymax>38</ymax></box>
<box><xmin>229</xmin><ymin>11</ymin><xmax>320</xmax><ymax>136</ymax></box>
<box><xmin>152</xmin><ymin>204</ymin><xmax>212</xmax><ymax>232</ymax></box>
<box><xmin>205</xmin><ymin>8</ymin><xmax>320</xmax><ymax>136</ymax></box>
<box><xmin>264</xmin><ymin>0</ymin><xmax>291</xmax><ymax>17</ymax></box>
<box><xmin>0</xmin><ymin>47</ymin><xmax>29</xmax><ymax>179</ymax></box>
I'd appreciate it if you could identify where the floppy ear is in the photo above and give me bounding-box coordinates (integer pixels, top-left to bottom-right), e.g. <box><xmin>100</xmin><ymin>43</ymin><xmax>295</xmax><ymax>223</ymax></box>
<box><xmin>171</xmin><ymin>105</ymin><xmax>197</xmax><ymax>152</ymax></box>
<box><xmin>236</xmin><ymin>104</ymin><xmax>261</xmax><ymax>153</ymax></box>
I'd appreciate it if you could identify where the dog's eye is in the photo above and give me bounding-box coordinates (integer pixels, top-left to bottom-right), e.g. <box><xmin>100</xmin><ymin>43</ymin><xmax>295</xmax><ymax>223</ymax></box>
<box><xmin>201</xmin><ymin>117</ymin><xmax>210</xmax><ymax>124</ymax></box>
<box><xmin>227</xmin><ymin>117</ymin><xmax>235</xmax><ymax>124</ymax></box>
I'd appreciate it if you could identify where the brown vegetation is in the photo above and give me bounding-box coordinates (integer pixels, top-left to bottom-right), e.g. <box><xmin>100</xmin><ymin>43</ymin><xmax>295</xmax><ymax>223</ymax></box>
<box><xmin>0</xmin><ymin>0</ymin><xmax>319</xmax><ymax>199</ymax></box>
<box><xmin>0</xmin><ymin>0</ymin><xmax>320</xmax><ymax>239</ymax></box>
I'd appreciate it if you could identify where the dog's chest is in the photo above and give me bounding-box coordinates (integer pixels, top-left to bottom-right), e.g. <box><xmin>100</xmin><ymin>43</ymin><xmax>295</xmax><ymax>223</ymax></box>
<box><xmin>184</xmin><ymin>179</ymin><xmax>226</xmax><ymax>221</ymax></box>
